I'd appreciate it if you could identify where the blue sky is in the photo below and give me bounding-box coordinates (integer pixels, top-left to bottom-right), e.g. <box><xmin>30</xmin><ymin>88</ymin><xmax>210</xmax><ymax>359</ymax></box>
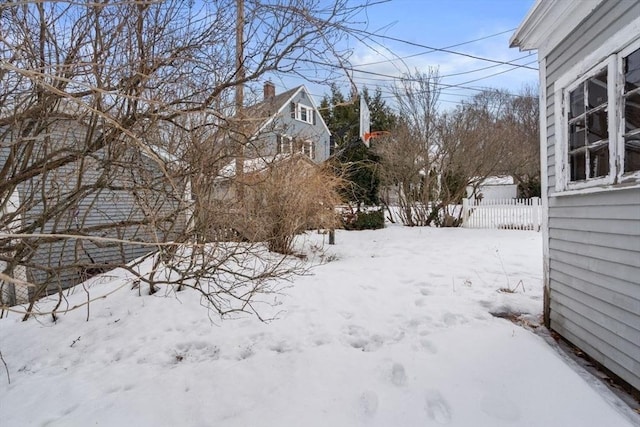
<box><xmin>271</xmin><ymin>0</ymin><xmax>538</xmax><ymax>110</ymax></box>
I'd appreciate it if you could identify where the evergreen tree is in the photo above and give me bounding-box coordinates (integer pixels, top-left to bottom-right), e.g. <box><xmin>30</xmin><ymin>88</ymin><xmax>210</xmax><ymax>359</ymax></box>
<box><xmin>321</xmin><ymin>85</ymin><xmax>396</xmax><ymax>206</ymax></box>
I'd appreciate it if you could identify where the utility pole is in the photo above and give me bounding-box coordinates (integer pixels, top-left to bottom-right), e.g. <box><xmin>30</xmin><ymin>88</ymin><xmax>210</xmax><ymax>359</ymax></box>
<box><xmin>235</xmin><ymin>0</ymin><xmax>245</xmax><ymax>201</ymax></box>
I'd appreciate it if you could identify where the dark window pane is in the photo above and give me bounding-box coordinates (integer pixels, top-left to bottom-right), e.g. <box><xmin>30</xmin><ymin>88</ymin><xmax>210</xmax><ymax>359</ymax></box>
<box><xmin>569</xmin><ymin>87</ymin><xmax>584</xmax><ymax>118</ymax></box>
<box><xmin>587</xmin><ymin>110</ymin><xmax>608</xmax><ymax>143</ymax></box>
<box><xmin>624</xmin><ymin>48</ymin><xmax>640</xmax><ymax>93</ymax></box>
<box><xmin>570</xmin><ymin>152</ymin><xmax>586</xmax><ymax>181</ymax></box>
<box><xmin>625</xmin><ymin>92</ymin><xmax>640</xmax><ymax>133</ymax></box>
<box><xmin>589</xmin><ymin>145</ymin><xmax>609</xmax><ymax>178</ymax></box>
<box><xmin>301</xmin><ymin>107</ymin><xmax>307</xmax><ymax>122</ymax></box>
<box><xmin>587</xmin><ymin>71</ymin><xmax>607</xmax><ymax>109</ymax></box>
<box><xmin>569</xmin><ymin>119</ymin><xmax>585</xmax><ymax>150</ymax></box>
<box><xmin>625</xmin><ymin>136</ymin><xmax>640</xmax><ymax>173</ymax></box>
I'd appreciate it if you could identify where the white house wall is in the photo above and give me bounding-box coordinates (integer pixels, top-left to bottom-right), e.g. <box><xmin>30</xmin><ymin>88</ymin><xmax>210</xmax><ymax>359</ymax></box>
<box><xmin>544</xmin><ymin>0</ymin><xmax>640</xmax><ymax>390</ymax></box>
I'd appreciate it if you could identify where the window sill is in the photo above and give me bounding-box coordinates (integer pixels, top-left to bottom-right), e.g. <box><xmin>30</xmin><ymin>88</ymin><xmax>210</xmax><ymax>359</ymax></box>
<box><xmin>550</xmin><ymin>180</ymin><xmax>640</xmax><ymax>197</ymax></box>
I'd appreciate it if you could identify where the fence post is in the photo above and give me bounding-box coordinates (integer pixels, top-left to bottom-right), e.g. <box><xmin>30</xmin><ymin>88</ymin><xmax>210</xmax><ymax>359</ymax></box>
<box><xmin>532</xmin><ymin>197</ymin><xmax>540</xmax><ymax>231</ymax></box>
<box><xmin>462</xmin><ymin>198</ymin><xmax>469</xmax><ymax>227</ymax></box>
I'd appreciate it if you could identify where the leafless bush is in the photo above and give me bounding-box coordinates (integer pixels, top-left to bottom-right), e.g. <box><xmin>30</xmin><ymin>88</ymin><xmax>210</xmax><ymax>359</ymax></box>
<box><xmin>242</xmin><ymin>156</ymin><xmax>343</xmax><ymax>255</ymax></box>
<box><xmin>377</xmin><ymin>70</ymin><xmax>535</xmax><ymax>227</ymax></box>
<box><xmin>0</xmin><ymin>0</ymin><xmax>370</xmax><ymax>321</ymax></box>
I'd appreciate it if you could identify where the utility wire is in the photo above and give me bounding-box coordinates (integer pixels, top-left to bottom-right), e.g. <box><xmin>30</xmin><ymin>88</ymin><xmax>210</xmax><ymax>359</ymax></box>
<box><xmin>360</xmin><ymin>30</ymin><xmax>537</xmax><ymax>70</ymax></box>
<box><xmin>355</xmin><ymin>27</ymin><xmax>519</xmax><ymax>68</ymax></box>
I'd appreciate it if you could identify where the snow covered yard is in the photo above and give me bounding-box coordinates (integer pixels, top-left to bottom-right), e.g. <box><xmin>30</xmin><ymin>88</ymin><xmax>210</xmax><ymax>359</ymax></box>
<box><xmin>0</xmin><ymin>225</ymin><xmax>637</xmax><ymax>426</ymax></box>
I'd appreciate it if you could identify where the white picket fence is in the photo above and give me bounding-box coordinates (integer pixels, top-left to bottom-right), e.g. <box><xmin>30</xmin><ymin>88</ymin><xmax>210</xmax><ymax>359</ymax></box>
<box><xmin>462</xmin><ymin>197</ymin><xmax>541</xmax><ymax>231</ymax></box>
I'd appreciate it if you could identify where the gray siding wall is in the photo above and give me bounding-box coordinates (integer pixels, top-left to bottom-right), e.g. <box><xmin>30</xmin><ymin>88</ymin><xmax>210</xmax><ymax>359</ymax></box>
<box><xmin>264</xmin><ymin>90</ymin><xmax>330</xmax><ymax>162</ymax></box>
<box><xmin>1</xmin><ymin>120</ymin><xmax>185</xmax><ymax>298</ymax></box>
<box><xmin>544</xmin><ymin>0</ymin><xmax>640</xmax><ymax>390</ymax></box>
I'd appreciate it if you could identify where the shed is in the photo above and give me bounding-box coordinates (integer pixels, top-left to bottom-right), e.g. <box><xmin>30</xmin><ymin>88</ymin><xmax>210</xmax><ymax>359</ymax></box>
<box><xmin>466</xmin><ymin>176</ymin><xmax>518</xmax><ymax>200</ymax></box>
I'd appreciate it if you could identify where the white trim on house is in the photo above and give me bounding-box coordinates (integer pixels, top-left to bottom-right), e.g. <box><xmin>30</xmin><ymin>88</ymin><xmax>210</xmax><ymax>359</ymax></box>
<box><xmin>510</xmin><ymin>0</ymin><xmax>604</xmax><ymax>58</ymax></box>
<box><xmin>552</xmin><ymin>17</ymin><xmax>640</xmax><ymax>193</ymax></box>
<box><xmin>294</xmin><ymin>103</ymin><xmax>314</xmax><ymax>125</ymax></box>
<box><xmin>539</xmin><ymin>56</ymin><xmax>550</xmax><ymax>325</ymax></box>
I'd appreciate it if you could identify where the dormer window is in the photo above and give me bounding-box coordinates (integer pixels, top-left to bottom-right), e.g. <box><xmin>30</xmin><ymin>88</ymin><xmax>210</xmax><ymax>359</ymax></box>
<box><xmin>290</xmin><ymin>101</ymin><xmax>315</xmax><ymax>125</ymax></box>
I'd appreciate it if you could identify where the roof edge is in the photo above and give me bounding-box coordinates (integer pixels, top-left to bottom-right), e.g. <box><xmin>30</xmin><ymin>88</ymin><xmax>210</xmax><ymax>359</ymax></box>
<box><xmin>510</xmin><ymin>0</ymin><xmax>604</xmax><ymax>55</ymax></box>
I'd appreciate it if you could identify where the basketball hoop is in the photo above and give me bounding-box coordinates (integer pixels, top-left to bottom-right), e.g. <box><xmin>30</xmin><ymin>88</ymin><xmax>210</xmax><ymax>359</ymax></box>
<box><xmin>363</xmin><ymin>130</ymin><xmax>391</xmax><ymax>143</ymax></box>
<box><xmin>359</xmin><ymin>95</ymin><xmax>371</xmax><ymax>146</ymax></box>
<box><xmin>360</xmin><ymin>96</ymin><xmax>389</xmax><ymax>145</ymax></box>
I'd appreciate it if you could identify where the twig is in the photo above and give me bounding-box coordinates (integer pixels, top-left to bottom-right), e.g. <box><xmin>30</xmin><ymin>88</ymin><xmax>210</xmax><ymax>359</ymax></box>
<box><xmin>0</xmin><ymin>350</ymin><xmax>10</xmax><ymax>384</ymax></box>
<box><xmin>495</xmin><ymin>249</ymin><xmax>510</xmax><ymax>289</ymax></box>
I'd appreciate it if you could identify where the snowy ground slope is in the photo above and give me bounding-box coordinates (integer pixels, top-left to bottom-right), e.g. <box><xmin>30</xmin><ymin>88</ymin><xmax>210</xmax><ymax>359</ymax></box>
<box><xmin>1</xmin><ymin>226</ymin><xmax>637</xmax><ymax>427</ymax></box>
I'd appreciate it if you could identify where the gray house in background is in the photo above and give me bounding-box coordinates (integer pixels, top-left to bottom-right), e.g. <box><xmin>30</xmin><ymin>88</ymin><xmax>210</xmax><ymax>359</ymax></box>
<box><xmin>511</xmin><ymin>1</ymin><xmax>640</xmax><ymax>392</ymax></box>
<box><xmin>1</xmin><ymin>118</ymin><xmax>186</xmax><ymax>305</ymax></box>
<box><xmin>212</xmin><ymin>82</ymin><xmax>331</xmax><ymax>201</ymax></box>
<box><xmin>248</xmin><ymin>82</ymin><xmax>331</xmax><ymax>163</ymax></box>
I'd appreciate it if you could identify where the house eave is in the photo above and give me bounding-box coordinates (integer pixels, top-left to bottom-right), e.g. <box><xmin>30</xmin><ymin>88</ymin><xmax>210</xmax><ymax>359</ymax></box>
<box><xmin>510</xmin><ymin>0</ymin><xmax>604</xmax><ymax>56</ymax></box>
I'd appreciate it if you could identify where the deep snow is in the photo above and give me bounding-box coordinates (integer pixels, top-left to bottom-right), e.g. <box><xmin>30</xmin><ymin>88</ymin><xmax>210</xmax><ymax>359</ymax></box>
<box><xmin>0</xmin><ymin>226</ymin><xmax>638</xmax><ymax>426</ymax></box>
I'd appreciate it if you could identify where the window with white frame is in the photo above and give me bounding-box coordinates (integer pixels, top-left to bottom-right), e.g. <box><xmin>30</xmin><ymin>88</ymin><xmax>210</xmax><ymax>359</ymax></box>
<box><xmin>302</xmin><ymin>140</ymin><xmax>314</xmax><ymax>159</ymax></box>
<box><xmin>623</xmin><ymin>47</ymin><xmax>640</xmax><ymax>173</ymax></box>
<box><xmin>558</xmin><ymin>42</ymin><xmax>640</xmax><ymax>190</ymax></box>
<box><xmin>289</xmin><ymin>101</ymin><xmax>315</xmax><ymax>125</ymax></box>
<box><xmin>567</xmin><ymin>68</ymin><xmax>609</xmax><ymax>181</ymax></box>
<box><xmin>276</xmin><ymin>135</ymin><xmax>292</xmax><ymax>154</ymax></box>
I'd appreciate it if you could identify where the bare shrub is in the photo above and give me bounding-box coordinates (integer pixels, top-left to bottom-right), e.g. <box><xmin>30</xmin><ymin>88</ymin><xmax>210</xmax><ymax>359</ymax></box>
<box><xmin>242</xmin><ymin>156</ymin><xmax>343</xmax><ymax>255</ymax></box>
<box><xmin>0</xmin><ymin>0</ymin><xmax>370</xmax><ymax>321</ymax></box>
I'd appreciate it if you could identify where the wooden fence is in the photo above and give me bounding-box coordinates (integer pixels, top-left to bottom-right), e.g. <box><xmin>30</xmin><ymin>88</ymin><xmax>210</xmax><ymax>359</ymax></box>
<box><xmin>462</xmin><ymin>197</ymin><xmax>541</xmax><ymax>231</ymax></box>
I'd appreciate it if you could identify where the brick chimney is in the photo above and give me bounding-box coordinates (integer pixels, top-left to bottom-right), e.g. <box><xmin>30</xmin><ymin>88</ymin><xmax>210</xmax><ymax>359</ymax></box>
<box><xmin>264</xmin><ymin>81</ymin><xmax>275</xmax><ymax>100</ymax></box>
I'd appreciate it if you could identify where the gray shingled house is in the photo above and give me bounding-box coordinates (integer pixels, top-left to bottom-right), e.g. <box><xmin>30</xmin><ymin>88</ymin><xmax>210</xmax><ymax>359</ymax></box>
<box><xmin>211</xmin><ymin>82</ymin><xmax>331</xmax><ymax>201</ymax></box>
<box><xmin>511</xmin><ymin>0</ymin><xmax>640</xmax><ymax>392</ymax></box>
<box><xmin>1</xmin><ymin>117</ymin><xmax>187</xmax><ymax>305</ymax></box>
<box><xmin>247</xmin><ymin>81</ymin><xmax>331</xmax><ymax>163</ymax></box>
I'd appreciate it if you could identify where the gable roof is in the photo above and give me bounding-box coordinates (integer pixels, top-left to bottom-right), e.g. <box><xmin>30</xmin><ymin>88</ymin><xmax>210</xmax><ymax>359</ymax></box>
<box><xmin>242</xmin><ymin>85</ymin><xmax>331</xmax><ymax>139</ymax></box>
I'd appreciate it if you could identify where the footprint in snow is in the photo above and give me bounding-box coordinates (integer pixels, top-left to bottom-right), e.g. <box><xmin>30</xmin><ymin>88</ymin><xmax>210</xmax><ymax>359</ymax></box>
<box><xmin>425</xmin><ymin>390</ymin><xmax>452</xmax><ymax>425</ymax></box>
<box><xmin>390</xmin><ymin>363</ymin><xmax>407</xmax><ymax>386</ymax></box>
<box><xmin>268</xmin><ymin>341</ymin><xmax>292</xmax><ymax>354</ymax></box>
<box><xmin>359</xmin><ymin>391</ymin><xmax>379</xmax><ymax>417</ymax></box>
<box><xmin>480</xmin><ymin>393</ymin><xmax>520</xmax><ymax>421</ymax></box>
<box><xmin>419</xmin><ymin>339</ymin><xmax>438</xmax><ymax>354</ymax></box>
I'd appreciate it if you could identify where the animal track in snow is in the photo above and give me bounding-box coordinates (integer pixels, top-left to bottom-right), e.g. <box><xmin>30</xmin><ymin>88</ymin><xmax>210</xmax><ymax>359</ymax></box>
<box><xmin>425</xmin><ymin>390</ymin><xmax>452</xmax><ymax>425</ymax></box>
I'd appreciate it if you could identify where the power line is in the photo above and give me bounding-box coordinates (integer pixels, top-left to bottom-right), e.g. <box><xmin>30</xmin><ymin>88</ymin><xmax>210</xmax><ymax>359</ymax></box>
<box><xmin>355</xmin><ymin>27</ymin><xmax>520</xmax><ymax>68</ymax></box>
<box><xmin>360</xmin><ymin>30</ymin><xmax>538</xmax><ymax>70</ymax></box>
